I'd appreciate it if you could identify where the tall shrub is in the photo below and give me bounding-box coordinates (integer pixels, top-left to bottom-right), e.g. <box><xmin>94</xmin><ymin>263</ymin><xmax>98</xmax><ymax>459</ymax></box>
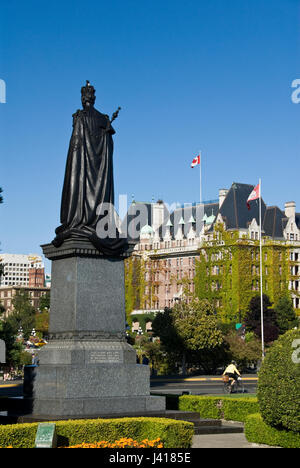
<box><xmin>257</xmin><ymin>329</ymin><xmax>300</xmax><ymax>432</ymax></box>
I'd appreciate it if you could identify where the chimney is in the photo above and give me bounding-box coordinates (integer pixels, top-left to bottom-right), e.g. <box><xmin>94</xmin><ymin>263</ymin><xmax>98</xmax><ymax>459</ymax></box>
<box><xmin>285</xmin><ymin>201</ymin><xmax>296</xmax><ymax>218</ymax></box>
<box><xmin>152</xmin><ymin>201</ymin><xmax>166</xmax><ymax>234</ymax></box>
<box><xmin>219</xmin><ymin>189</ymin><xmax>228</xmax><ymax>208</ymax></box>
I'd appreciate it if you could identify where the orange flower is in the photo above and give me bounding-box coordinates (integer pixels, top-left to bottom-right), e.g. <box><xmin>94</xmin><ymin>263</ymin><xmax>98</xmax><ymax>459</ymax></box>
<box><xmin>64</xmin><ymin>437</ymin><xmax>163</xmax><ymax>449</ymax></box>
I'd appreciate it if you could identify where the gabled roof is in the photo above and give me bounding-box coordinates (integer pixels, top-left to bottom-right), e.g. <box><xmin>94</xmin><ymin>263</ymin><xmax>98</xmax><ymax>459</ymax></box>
<box><xmin>219</xmin><ymin>182</ymin><xmax>267</xmax><ymax>231</ymax></box>
<box><xmin>207</xmin><ymin>182</ymin><xmax>288</xmax><ymax>240</ymax></box>
<box><xmin>121</xmin><ymin>182</ymin><xmax>296</xmax><ymax>244</ymax></box>
<box><xmin>160</xmin><ymin>202</ymin><xmax>219</xmax><ymax>238</ymax></box>
<box><xmin>263</xmin><ymin>206</ymin><xmax>286</xmax><ymax>239</ymax></box>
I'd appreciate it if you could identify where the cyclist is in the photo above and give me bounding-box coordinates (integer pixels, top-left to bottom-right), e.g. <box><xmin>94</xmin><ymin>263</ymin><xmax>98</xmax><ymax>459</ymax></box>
<box><xmin>223</xmin><ymin>361</ymin><xmax>241</xmax><ymax>392</ymax></box>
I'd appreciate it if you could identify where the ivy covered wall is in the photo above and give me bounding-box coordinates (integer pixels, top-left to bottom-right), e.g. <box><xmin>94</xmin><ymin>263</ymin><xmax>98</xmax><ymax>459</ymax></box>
<box><xmin>124</xmin><ymin>225</ymin><xmax>298</xmax><ymax>326</ymax></box>
<box><xmin>194</xmin><ymin>225</ymin><xmax>291</xmax><ymax>323</ymax></box>
<box><xmin>124</xmin><ymin>255</ymin><xmax>161</xmax><ymax>324</ymax></box>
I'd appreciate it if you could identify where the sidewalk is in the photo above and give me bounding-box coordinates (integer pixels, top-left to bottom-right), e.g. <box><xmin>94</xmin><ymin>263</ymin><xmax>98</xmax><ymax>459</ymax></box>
<box><xmin>192</xmin><ymin>433</ymin><xmax>273</xmax><ymax>448</ymax></box>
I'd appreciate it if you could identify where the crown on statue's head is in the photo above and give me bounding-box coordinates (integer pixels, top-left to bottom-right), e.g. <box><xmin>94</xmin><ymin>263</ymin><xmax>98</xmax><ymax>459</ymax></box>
<box><xmin>81</xmin><ymin>80</ymin><xmax>96</xmax><ymax>102</ymax></box>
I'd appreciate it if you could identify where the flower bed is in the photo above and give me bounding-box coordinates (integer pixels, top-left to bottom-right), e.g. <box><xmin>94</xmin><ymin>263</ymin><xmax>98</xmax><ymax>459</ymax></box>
<box><xmin>0</xmin><ymin>417</ymin><xmax>194</xmax><ymax>449</ymax></box>
<box><xmin>65</xmin><ymin>437</ymin><xmax>163</xmax><ymax>448</ymax></box>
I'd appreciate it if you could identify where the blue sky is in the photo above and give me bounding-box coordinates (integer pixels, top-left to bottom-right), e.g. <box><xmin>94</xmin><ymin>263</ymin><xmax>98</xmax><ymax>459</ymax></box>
<box><xmin>0</xmin><ymin>0</ymin><xmax>299</xmax><ymax>272</ymax></box>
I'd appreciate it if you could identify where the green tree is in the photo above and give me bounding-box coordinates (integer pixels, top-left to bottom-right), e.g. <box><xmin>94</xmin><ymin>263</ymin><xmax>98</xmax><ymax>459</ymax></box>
<box><xmin>244</xmin><ymin>294</ymin><xmax>279</xmax><ymax>343</ymax></box>
<box><xmin>224</xmin><ymin>331</ymin><xmax>261</xmax><ymax>368</ymax></box>
<box><xmin>152</xmin><ymin>300</ymin><xmax>225</xmax><ymax>374</ymax></box>
<box><xmin>0</xmin><ymin>319</ymin><xmax>23</xmax><ymax>367</ymax></box>
<box><xmin>35</xmin><ymin>310</ymin><xmax>49</xmax><ymax>337</ymax></box>
<box><xmin>152</xmin><ymin>307</ymin><xmax>186</xmax><ymax>373</ymax></box>
<box><xmin>5</xmin><ymin>289</ymin><xmax>36</xmax><ymax>339</ymax></box>
<box><xmin>39</xmin><ymin>291</ymin><xmax>50</xmax><ymax>311</ymax></box>
<box><xmin>35</xmin><ymin>292</ymin><xmax>50</xmax><ymax>337</ymax></box>
<box><xmin>173</xmin><ymin>298</ymin><xmax>225</xmax><ymax>374</ymax></box>
<box><xmin>173</xmin><ymin>299</ymin><xmax>223</xmax><ymax>353</ymax></box>
<box><xmin>274</xmin><ymin>296</ymin><xmax>298</xmax><ymax>335</ymax></box>
<box><xmin>142</xmin><ymin>339</ymin><xmax>164</xmax><ymax>374</ymax></box>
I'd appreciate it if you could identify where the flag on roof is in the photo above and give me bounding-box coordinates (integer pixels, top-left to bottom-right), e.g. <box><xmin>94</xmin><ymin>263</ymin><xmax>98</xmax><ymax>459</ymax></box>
<box><xmin>247</xmin><ymin>183</ymin><xmax>260</xmax><ymax>210</ymax></box>
<box><xmin>191</xmin><ymin>155</ymin><xmax>200</xmax><ymax>168</ymax></box>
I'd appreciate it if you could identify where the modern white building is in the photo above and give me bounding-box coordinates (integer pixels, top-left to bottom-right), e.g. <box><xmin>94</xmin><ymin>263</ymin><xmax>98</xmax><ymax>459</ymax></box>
<box><xmin>0</xmin><ymin>253</ymin><xmax>43</xmax><ymax>287</ymax></box>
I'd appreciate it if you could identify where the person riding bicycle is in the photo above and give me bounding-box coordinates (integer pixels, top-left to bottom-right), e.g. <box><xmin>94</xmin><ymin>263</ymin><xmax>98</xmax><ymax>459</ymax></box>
<box><xmin>223</xmin><ymin>361</ymin><xmax>241</xmax><ymax>391</ymax></box>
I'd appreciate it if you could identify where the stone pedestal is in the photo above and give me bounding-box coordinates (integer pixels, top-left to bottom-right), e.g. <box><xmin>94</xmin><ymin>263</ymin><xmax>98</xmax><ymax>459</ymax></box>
<box><xmin>32</xmin><ymin>239</ymin><xmax>165</xmax><ymax>418</ymax></box>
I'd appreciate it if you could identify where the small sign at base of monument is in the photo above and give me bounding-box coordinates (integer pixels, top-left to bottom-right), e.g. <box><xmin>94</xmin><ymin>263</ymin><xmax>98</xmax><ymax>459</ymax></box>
<box><xmin>35</xmin><ymin>423</ymin><xmax>57</xmax><ymax>448</ymax></box>
<box><xmin>0</xmin><ymin>339</ymin><xmax>5</xmax><ymax>363</ymax></box>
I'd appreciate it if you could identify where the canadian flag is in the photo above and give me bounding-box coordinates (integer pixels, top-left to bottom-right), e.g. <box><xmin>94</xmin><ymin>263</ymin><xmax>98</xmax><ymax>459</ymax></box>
<box><xmin>191</xmin><ymin>155</ymin><xmax>200</xmax><ymax>168</ymax></box>
<box><xmin>247</xmin><ymin>183</ymin><xmax>260</xmax><ymax>210</ymax></box>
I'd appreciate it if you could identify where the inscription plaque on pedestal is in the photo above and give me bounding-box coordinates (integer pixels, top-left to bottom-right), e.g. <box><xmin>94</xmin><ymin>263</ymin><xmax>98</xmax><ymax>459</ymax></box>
<box><xmin>89</xmin><ymin>350</ymin><xmax>121</xmax><ymax>363</ymax></box>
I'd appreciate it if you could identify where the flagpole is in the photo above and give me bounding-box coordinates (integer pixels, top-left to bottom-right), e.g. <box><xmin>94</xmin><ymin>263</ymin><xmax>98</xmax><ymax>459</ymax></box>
<box><xmin>199</xmin><ymin>151</ymin><xmax>202</xmax><ymax>204</ymax></box>
<box><xmin>259</xmin><ymin>177</ymin><xmax>265</xmax><ymax>360</ymax></box>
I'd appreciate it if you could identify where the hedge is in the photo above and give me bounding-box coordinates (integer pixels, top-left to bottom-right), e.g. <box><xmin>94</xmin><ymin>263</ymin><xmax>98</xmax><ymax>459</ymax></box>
<box><xmin>245</xmin><ymin>414</ymin><xmax>300</xmax><ymax>449</ymax></box>
<box><xmin>178</xmin><ymin>396</ymin><xmax>259</xmax><ymax>423</ymax></box>
<box><xmin>257</xmin><ymin>329</ymin><xmax>300</xmax><ymax>433</ymax></box>
<box><xmin>0</xmin><ymin>417</ymin><xmax>194</xmax><ymax>449</ymax></box>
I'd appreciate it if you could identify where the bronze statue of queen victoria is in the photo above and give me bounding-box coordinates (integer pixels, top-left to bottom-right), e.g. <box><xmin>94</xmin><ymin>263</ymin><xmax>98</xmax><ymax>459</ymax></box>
<box><xmin>53</xmin><ymin>81</ymin><xmax>127</xmax><ymax>256</ymax></box>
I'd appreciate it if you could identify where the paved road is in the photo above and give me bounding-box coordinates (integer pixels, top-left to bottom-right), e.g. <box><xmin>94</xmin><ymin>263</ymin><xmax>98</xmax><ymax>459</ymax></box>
<box><xmin>150</xmin><ymin>375</ymin><xmax>258</xmax><ymax>395</ymax></box>
<box><xmin>0</xmin><ymin>375</ymin><xmax>258</xmax><ymax>398</ymax></box>
<box><xmin>192</xmin><ymin>433</ymin><xmax>273</xmax><ymax>448</ymax></box>
<box><xmin>0</xmin><ymin>381</ymin><xmax>23</xmax><ymax>397</ymax></box>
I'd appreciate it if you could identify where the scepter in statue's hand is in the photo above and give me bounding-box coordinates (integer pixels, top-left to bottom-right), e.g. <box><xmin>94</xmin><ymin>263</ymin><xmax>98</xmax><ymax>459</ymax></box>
<box><xmin>111</xmin><ymin>107</ymin><xmax>121</xmax><ymax>123</ymax></box>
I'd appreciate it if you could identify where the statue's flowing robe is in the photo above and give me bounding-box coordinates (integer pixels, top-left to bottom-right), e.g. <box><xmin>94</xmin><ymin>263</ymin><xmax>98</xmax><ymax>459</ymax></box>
<box><xmin>53</xmin><ymin>107</ymin><xmax>127</xmax><ymax>256</ymax></box>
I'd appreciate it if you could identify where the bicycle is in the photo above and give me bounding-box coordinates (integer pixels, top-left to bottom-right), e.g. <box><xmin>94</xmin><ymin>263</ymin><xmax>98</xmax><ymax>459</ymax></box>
<box><xmin>222</xmin><ymin>375</ymin><xmax>245</xmax><ymax>394</ymax></box>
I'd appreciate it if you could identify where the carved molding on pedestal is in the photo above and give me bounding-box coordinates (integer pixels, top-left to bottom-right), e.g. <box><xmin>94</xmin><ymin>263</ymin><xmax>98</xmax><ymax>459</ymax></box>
<box><xmin>41</xmin><ymin>238</ymin><xmax>135</xmax><ymax>261</ymax></box>
<box><xmin>48</xmin><ymin>331</ymin><xmax>127</xmax><ymax>341</ymax></box>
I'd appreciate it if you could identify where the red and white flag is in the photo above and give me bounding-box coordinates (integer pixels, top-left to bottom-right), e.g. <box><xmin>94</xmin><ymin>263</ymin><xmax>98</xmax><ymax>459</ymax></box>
<box><xmin>191</xmin><ymin>154</ymin><xmax>200</xmax><ymax>168</ymax></box>
<box><xmin>247</xmin><ymin>183</ymin><xmax>260</xmax><ymax>210</ymax></box>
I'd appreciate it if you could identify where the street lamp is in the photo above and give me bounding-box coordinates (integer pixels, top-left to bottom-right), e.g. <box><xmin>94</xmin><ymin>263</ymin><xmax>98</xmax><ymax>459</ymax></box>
<box><xmin>136</xmin><ymin>327</ymin><xmax>144</xmax><ymax>364</ymax></box>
